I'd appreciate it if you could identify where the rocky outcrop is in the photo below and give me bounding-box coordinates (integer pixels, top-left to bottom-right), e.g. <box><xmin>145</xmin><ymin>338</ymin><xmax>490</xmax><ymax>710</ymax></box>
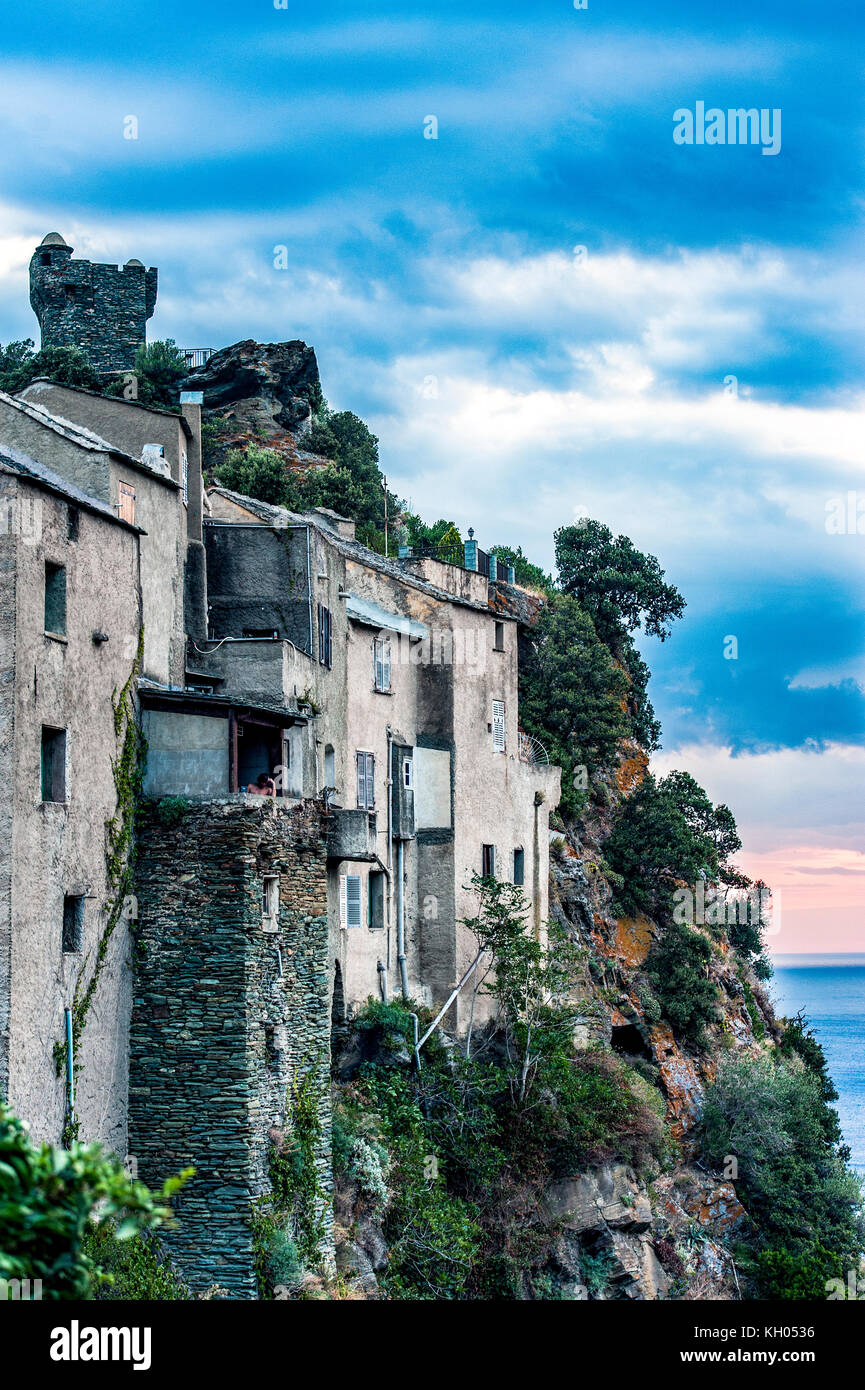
<box><xmin>182</xmin><ymin>339</ymin><xmax>333</xmax><ymax>472</ymax></box>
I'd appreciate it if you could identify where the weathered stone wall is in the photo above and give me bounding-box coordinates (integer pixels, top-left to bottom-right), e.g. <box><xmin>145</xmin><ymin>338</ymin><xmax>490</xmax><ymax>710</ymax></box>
<box><xmin>130</xmin><ymin>797</ymin><xmax>332</xmax><ymax>1298</ymax></box>
<box><xmin>29</xmin><ymin>238</ymin><xmax>157</xmax><ymax>375</ymax></box>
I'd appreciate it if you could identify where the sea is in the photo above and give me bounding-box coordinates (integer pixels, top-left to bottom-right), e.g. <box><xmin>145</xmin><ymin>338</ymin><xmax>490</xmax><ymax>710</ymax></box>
<box><xmin>771</xmin><ymin>955</ymin><xmax>865</xmax><ymax>1174</ymax></box>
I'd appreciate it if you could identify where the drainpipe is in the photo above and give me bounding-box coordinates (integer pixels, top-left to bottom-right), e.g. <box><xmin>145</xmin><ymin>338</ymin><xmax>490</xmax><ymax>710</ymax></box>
<box><xmin>396</xmin><ymin>839</ymin><xmax>409</xmax><ymax>997</ymax></box>
<box><xmin>304</xmin><ymin>525</ymin><xmax>313</xmax><ymax>658</ymax></box>
<box><xmin>64</xmin><ymin>1007</ymin><xmax>75</xmax><ymax>1142</ymax></box>
<box><xmin>533</xmin><ymin>791</ymin><xmax>544</xmax><ymax>941</ymax></box>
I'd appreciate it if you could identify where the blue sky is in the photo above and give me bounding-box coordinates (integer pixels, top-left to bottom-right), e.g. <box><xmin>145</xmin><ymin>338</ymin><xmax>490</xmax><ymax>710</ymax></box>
<box><xmin>1</xmin><ymin>0</ymin><xmax>863</xmax><ymax>947</ymax></box>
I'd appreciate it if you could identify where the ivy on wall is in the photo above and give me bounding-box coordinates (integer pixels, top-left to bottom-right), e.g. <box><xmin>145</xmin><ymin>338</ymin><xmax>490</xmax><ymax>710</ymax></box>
<box><xmin>54</xmin><ymin>629</ymin><xmax>146</xmax><ymax>1141</ymax></box>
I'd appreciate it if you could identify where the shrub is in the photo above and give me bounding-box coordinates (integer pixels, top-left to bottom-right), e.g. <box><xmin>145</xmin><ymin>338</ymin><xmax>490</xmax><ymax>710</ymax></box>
<box><xmin>83</xmin><ymin>1225</ymin><xmax>190</xmax><ymax>1300</ymax></box>
<box><xmin>0</xmin><ymin>1101</ymin><xmax>189</xmax><ymax>1299</ymax></box>
<box><xmin>646</xmin><ymin>921</ymin><xmax>720</xmax><ymax>1050</ymax></box>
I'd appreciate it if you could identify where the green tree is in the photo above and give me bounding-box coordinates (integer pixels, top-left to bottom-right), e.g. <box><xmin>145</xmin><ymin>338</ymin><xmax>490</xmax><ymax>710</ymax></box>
<box><xmin>461</xmin><ymin>874</ymin><xmax>584</xmax><ymax>1104</ymax></box>
<box><xmin>646</xmin><ymin>920</ymin><xmax>720</xmax><ymax>1049</ymax></box>
<box><xmin>0</xmin><ymin>339</ymin><xmax>103</xmax><ymax>394</ymax></box>
<box><xmin>519</xmin><ymin>593</ymin><xmax>629</xmax><ymax>816</ymax></box>
<box><xmin>605</xmin><ymin>770</ymin><xmax>742</xmax><ymax>918</ymax></box>
<box><xmin>214</xmin><ymin>444</ymin><xmax>303</xmax><ymax>509</ymax></box>
<box><xmin>0</xmin><ymin>1101</ymin><xmax>190</xmax><ymax>1299</ymax></box>
<box><xmin>701</xmin><ymin>1053</ymin><xmax>864</xmax><ymax>1293</ymax></box>
<box><xmin>554</xmin><ymin>519</ymin><xmax>686</xmax><ymax>647</ymax></box>
<box><xmin>127</xmin><ymin>338</ymin><xmax>189</xmax><ymax>409</ymax></box>
<box><xmin>304</xmin><ymin>407</ymin><xmax>401</xmax><ymax>530</ymax></box>
<box><xmin>488</xmin><ymin>543</ymin><xmax>553</xmax><ymax>592</ymax></box>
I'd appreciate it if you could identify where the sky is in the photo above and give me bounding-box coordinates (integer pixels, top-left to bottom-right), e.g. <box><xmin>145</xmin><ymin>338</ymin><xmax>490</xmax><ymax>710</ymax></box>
<box><xmin>1</xmin><ymin>0</ymin><xmax>863</xmax><ymax>952</ymax></box>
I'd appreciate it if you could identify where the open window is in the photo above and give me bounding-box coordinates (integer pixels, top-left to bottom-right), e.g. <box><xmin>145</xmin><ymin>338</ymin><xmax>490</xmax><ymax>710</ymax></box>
<box><xmin>62</xmin><ymin>895</ymin><xmax>84</xmax><ymax>953</ymax></box>
<box><xmin>262</xmin><ymin>874</ymin><xmax>280</xmax><ymax>933</ymax></box>
<box><xmin>44</xmin><ymin>561</ymin><xmax>66</xmax><ymax>636</ymax></box>
<box><xmin>318</xmin><ymin>603</ymin><xmax>332</xmax><ymax>668</ymax></box>
<box><xmin>41</xmin><ymin>727</ymin><xmax>66</xmax><ymax>803</ymax></box>
<box><xmin>368</xmin><ymin>870</ymin><xmax>386</xmax><ymax>929</ymax></box>
<box><xmin>513</xmin><ymin>847</ymin><xmax>525</xmax><ymax>886</ymax></box>
<box><xmin>494</xmin><ymin>621</ymin><xmax>505</xmax><ymax>652</ymax></box>
<box><xmin>482</xmin><ymin>844</ymin><xmax>496</xmax><ymax>878</ymax></box>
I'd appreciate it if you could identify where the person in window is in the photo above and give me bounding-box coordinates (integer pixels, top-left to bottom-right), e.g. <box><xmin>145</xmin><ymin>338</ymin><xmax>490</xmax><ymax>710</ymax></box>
<box><xmin>247</xmin><ymin>772</ymin><xmax>276</xmax><ymax>796</ymax></box>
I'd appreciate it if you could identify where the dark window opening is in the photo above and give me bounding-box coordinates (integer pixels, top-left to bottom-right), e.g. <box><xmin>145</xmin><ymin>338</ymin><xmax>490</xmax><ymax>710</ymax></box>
<box><xmin>67</xmin><ymin>506</ymin><xmax>80</xmax><ymax>542</ymax></box>
<box><xmin>494</xmin><ymin>621</ymin><xmax>505</xmax><ymax>651</ymax></box>
<box><xmin>318</xmin><ymin>603</ymin><xmax>332</xmax><ymax>668</ymax></box>
<box><xmin>41</xmin><ymin>727</ymin><xmax>66</xmax><ymax>803</ymax></box>
<box><xmin>482</xmin><ymin>844</ymin><xmax>496</xmax><ymax>878</ymax></box>
<box><xmin>242</xmin><ymin>628</ymin><xmax>279</xmax><ymax>640</ymax></box>
<box><xmin>63</xmin><ymin>284</ymin><xmax>76</xmax><ymax>298</ymax></box>
<box><xmin>368</xmin><ymin>870</ymin><xmax>386</xmax><ymax>929</ymax></box>
<box><xmin>40</xmin><ymin>252</ymin><xmax>51</xmax><ymax>266</ymax></box>
<box><xmin>62</xmin><ymin>895</ymin><xmax>84</xmax><ymax>953</ymax></box>
<box><xmin>44</xmin><ymin>561</ymin><xmax>66</xmax><ymax>636</ymax></box>
<box><xmin>513</xmin><ymin>847</ymin><xmax>525</xmax><ymax>886</ymax></box>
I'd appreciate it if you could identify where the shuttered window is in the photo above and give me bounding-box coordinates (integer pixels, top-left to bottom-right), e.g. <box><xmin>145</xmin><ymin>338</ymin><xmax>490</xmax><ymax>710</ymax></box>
<box><xmin>373</xmin><ymin>636</ymin><xmax>391</xmax><ymax>691</ymax></box>
<box><xmin>356</xmin><ymin>750</ymin><xmax>375</xmax><ymax>809</ymax></box>
<box><xmin>340</xmin><ymin>874</ymin><xmax>363</xmax><ymax>928</ymax></box>
<box><xmin>118</xmin><ymin>482</ymin><xmax>136</xmax><ymax>525</ymax></box>
<box><xmin>492</xmin><ymin>699</ymin><xmax>506</xmax><ymax>752</ymax></box>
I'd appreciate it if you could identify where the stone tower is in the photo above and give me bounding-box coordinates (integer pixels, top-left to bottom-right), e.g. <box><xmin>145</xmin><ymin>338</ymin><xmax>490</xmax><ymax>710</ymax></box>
<box><xmin>29</xmin><ymin>233</ymin><xmax>157</xmax><ymax>374</ymax></box>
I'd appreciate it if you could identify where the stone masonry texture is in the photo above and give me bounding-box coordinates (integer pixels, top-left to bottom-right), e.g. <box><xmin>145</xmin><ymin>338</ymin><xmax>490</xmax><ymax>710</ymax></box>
<box><xmin>130</xmin><ymin>797</ymin><xmax>333</xmax><ymax>1298</ymax></box>
<box><xmin>29</xmin><ymin>238</ymin><xmax>157</xmax><ymax>375</ymax></box>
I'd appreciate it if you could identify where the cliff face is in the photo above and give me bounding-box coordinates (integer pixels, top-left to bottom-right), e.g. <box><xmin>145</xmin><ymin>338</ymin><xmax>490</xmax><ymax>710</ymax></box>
<box><xmin>329</xmin><ymin>763</ymin><xmax>781</xmax><ymax>1302</ymax></box>
<box><xmin>182</xmin><ymin>339</ymin><xmax>332</xmax><ymax>473</ymax></box>
<box><xmin>540</xmin><ymin>786</ymin><xmax>773</xmax><ymax>1299</ymax></box>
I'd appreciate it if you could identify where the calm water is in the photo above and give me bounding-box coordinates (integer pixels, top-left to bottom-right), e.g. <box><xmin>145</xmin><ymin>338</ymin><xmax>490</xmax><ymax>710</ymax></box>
<box><xmin>771</xmin><ymin>956</ymin><xmax>865</xmax><ymax>1171</ymax></box>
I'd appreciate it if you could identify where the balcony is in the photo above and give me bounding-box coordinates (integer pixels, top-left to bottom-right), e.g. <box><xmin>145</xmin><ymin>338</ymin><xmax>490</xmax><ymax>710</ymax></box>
<box><xmin>326</xmin><ymin>808</ymin><xmax>378</xmax><ymax>862</ymax></box>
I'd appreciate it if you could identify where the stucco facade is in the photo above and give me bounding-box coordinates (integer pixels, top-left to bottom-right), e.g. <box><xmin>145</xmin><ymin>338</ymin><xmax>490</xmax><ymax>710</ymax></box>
<box><xmin>0</xmin><ymin>450</ymin><xmax>141</xmax><ymax>1152</ymax></box>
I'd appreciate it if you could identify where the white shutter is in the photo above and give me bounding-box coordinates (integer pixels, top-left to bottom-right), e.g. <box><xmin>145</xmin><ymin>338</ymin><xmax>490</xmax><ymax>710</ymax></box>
<box><xmin>382</xmin><ymin>640</ymin><xmax>391</xmax><ymax>691</ymax></box>
<box><xmin>339</xmin><ymin>875</ymin><xmax>347</xmax><ymax>927</ymax></box>
<box><xmin>346</xmin><ymin>875</ymin><xmax>362</xmax><ymax>928</ymax></box>
<box><xmin>492</xmin><ymin>700</ymin><xmax>506</xmax><ymax>752</ymax></box>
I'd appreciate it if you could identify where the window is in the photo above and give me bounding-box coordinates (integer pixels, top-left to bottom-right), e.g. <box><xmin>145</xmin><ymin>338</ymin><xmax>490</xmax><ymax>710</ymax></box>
<box><xmin>40</xmin><ymin>252</ymin><xmax>51</xmax><ymax>266</ymax></box>
<box><xmin>340</xmin><ymin>874</ymin><xmax>363</xmax><ymax>928</ymax></box>
<box><xmin>181</xmin><ymin>451</ymin><xmax>189</xmax><ymax>505</ymax></box>
<box><xmin>373</xmin><ymin>636</ymin><xmax>391</xmax><ymax>692</ymax></box>
<box><xmin>62</xmin><ymin>895</ymin><xmax>84</xmax><ymax>953</ymax></box>
<box><xmin>403</xmin><ymin>758</ymin><xmax>414</xmax><ymax>790</ymax></box>
<box><xmin>262</xmin><ymin>875</ymin><xmax>279</xmax><ymax>932</ymax></box>
<box><xmin>67</xmin><ymin>506</ymin><xmax>80</xmax><ymax>542</ymax></box>
<box><xmin>368</xmin><ymin>871</ymin><xmax>386</xmax><ymax>929</ymax></box>
<box><xmin>41</xmin><ymin>728</ymin><xmax>66</xmax><ymax>803</ymax></box>
<box><xmin>482</xmin><ymin>844</ymin><xmax>496</xmax><ymax>878</ymax></box>
<box><xmin>44</xmin><ymin>562</ymin><xmax>66</xmax><ymax>636</ymax></box>
<box><xmin>494</xmin><ymin>621</ymin><xmax>505</xmax><ymax>652</ymax></box>
<box><xmin>491</xmin><ymin>699</ymin><xmax>506</xmax><ymax>753</ymax></box>
<box><xmin>63</xmin><ymin>284</ymin><xmax>76</xmax><ymax>299</ymax></box>
<box><xmin>356</xmin><ymin>751</ymin><xmax>375</xmax><ymax>809</ymax></box>
<box><xmin>318</xmin><ymin>603</ymin><xmax>332</xmax><ymax>668</ymax></box>
<box><xmin>324</xmin><ymin>744</ymin><xmax>335</xmax><ymax>789</ymax></box>
<box><xmin>513</xmin><ymin>847</ymin><xmax>525</xmax><ymax>886</ymax></box>
<box><xmin>118</xmin><ymin>482</ymin><xmax>136</xmax><ymax>525</ymax></box>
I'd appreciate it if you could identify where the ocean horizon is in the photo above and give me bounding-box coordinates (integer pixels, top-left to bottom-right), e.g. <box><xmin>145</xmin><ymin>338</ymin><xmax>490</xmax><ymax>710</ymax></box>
<box><xmin>770</xmin><ymin>954</ymin><xmax>865</xmax><ymax>1172</ymax></box>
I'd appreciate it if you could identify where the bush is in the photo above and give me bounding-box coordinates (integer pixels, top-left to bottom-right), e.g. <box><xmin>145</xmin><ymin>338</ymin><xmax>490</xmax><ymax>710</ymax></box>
<box><xmin>0</xmin><ymin>1101</ymin><xmax>189</xmax><ymax>1299</ymax></box>
<box><xmin>646</xmin><ymin>921</ymin><xmax>720</xmax><ymax>1050</ymax></box>
<box><xmin>701</xmin><ymin>1053</ymin><xmax>864</xmax><ymax>1295</ymax></box>
<box><xmin>83</xmin><ymin>1225</ymin><xmax>190</xmax><ymax>1300</ymax></box>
